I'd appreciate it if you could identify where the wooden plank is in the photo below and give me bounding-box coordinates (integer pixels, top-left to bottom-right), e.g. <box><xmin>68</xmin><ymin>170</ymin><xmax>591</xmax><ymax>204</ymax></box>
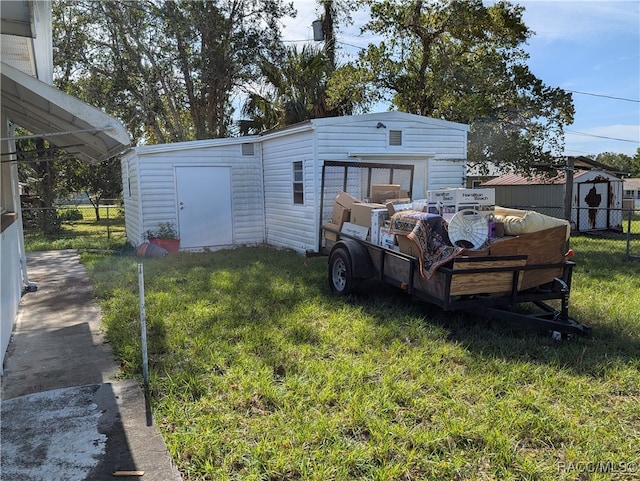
<box><xmin>449</xmin><ymin>258</ymin><xmax>526</xmax><ymax>296</ymax></box>
<box><xmin>489</xmin><ymin>225</ymin><xmax>567</xmax><ymax>290</ymax></box>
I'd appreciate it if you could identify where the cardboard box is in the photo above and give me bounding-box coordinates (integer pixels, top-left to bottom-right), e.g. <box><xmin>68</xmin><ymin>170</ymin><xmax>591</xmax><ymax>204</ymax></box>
<box><xmin>396</xmin><ymin>234</ymin><xmax>419</xmax><ymax>257</ymax></box>
<box><xmin>379</xmin><ymin>228</ymin><xmax>397</xmax><ymax>251</ymax></box>
<box><xmin>371</xmin><ymin>184</ymin><xmax>401</xmax><ymax>203</ymax></box>
<box><xmin>341</xmin><ymin>222</ymin><xmax>368</xmax><ymax>240</ymax></box>
<box><xmin>350</xmin><ymin>202</ymin><xmax>387</xmax><ymax>227</ymax></box>
<box><xmin>426</xmin><ymin>188</ymin><xmax>495</xmax><ymax>220</ymax></box>
<box><xmin>324</xmin><ymin>222</ymin><xmax>340</xmax><ymax>242</ymax></box>
<box><xmin>427</xmin><ymin>188</ymin><xmax>494</xmax><ymax>205</ymax></box>
<box><xmin>370</xmin><ymin>208</ymin><xmax>390</xmax><ymax>245</ymax></box>
<box><xmin>335</xmin><ymin>191</ymin><xmax>361</xmax><ymax>209</ymax></box>
<box><xmin>457</xmin><ymin>188</ymin><xmax>495</xmax><ymax>205</ymax></box>
<box><xmin>426</xmin><ymin>189</ymin><xmax>457</xmax><ymax>204</ymax></box>
<box><xmin>332</xmin><ymin>203</ymin><xmax>350</xmax><ymax>226</ymax></box>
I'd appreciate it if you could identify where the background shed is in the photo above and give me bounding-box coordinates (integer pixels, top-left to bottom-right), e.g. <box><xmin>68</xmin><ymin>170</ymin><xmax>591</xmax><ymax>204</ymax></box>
<box><xmin>483</xmin><ymin>169</ymin><xmax>624</xmax><ymax>232</ymax></box>
<box><xmin>122</xmin><ymin>111</ymin><xmax>469</xmax><ymax>254</ymax></box>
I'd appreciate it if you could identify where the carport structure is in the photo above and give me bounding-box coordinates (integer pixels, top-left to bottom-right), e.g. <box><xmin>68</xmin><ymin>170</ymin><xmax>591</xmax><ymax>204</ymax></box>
<box><xmin>1</xmin><ymin>0</ymin><xmax>130</xmax><ymax>367</ymax></box>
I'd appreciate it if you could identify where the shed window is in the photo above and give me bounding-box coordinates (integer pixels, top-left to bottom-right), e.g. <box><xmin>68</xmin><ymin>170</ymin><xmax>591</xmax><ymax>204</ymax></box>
<box><xmin>293</xmin><ymin>161</ymin><xmax>304</xmax><ymax>205</ymax></box>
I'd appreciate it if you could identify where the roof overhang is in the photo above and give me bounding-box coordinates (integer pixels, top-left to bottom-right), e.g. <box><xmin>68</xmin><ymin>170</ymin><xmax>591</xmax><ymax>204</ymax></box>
<box><xmin>348</xmin><ymin>151</ymin><xmax>437</xmax><ymax>159</ymax></box>
<box><xmin>1</xmin><ymin>62</ymin><xmax>130</xmax><ymax>163</ymax></box>
<box><xmin>0</xmin><ymin>1</ymin><xmax>35</xmax><ymax>38</ymax></box>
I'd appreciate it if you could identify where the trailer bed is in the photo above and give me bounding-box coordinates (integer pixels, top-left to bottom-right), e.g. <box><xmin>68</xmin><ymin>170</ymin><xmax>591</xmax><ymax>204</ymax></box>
<box><xmin>324</xmin><ymin>225</ymin><xmax>591</xmax><ymax>338</ymax></box>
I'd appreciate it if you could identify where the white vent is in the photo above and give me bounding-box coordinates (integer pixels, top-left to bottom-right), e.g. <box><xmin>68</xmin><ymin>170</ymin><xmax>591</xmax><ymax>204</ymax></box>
<box><xmin>241</xmin><ymin>143</ymin><xmax>255</xmax><ymax>156</ymax></box>
<box><xmin>389</xmin><ymin>130</ymin><xmax>402</xmax><ymax>146</ymax></box>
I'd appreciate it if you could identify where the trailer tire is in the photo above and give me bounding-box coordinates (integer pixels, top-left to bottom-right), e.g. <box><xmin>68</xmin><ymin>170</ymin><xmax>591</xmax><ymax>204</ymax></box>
<box><xmin>329</xmin><ymin>248</ymin><xmax>355</xmax><ymax>295</ymax></box>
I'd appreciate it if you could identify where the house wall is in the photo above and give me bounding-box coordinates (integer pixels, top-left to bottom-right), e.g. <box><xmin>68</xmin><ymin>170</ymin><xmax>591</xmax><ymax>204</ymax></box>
<box><xmin>122</xmin><ymin>140</ymin><xmax>264</xmax><ymax>249</ymax></box>
<box><xmin>622</xmin><ymin>180</ymin><xmax>640</xmax><ymax>208</ymax></box>
<box><xmin>1</xmin><ymin>116</ymin><xmax>23</xmax><ymax>371</ymax></box>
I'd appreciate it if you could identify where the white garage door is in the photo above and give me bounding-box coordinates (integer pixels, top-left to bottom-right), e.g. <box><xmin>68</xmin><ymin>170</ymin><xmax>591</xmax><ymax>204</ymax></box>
<box><xmin>176</xmin><ymin>166</ymin><xmax>233</xmax><ymax>248</ymax></box>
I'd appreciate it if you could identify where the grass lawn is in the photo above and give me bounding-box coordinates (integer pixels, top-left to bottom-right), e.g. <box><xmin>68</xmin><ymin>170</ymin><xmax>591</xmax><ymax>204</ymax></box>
<box><xmin>24</xmin><ymin>207</ymin><xmax>128</xmax><ymax>252</ymax></box>
<box><xmin>81</xmin><ymin>235</ymin><xmax>639</xmax><ymax>481</ymax></box>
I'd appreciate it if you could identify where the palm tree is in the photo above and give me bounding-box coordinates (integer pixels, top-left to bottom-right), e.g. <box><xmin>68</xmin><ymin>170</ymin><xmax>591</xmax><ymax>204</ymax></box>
<box><xmin>242</xmin><ymin>44</ymin><xmax>339</xmax><ymax>132</ymax></box>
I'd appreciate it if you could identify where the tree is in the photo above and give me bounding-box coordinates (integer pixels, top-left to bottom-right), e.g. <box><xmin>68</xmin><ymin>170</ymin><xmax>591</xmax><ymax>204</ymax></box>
<box><xmin>63</xmin><ymin>159</ymin><xmax>123</xmax><ymax>221</ymax></box>
<box><xmin>345</xmin><ymin>0</ymin><xmax>574</xmax><ymax>174</ymax></box>
<box><xmin>16</xmin><ymin>138</ymin><xmax>60</xmax><ymax>234</ymax></box>
<box><xmin>633</xmin><ymin>148</ymin><xmax>640</xmax><ymax>177</ymax></box>
<box><xmin>52</xmin><ymin>0</ymin><xmax>295</xmax><ymax>143</ymax></box>
<box><xmin>592</xmin><ymin>151</ymin><xmax>636</xmax><ymax>176</ymax></box>
<box><xmin>242</xmin><ymin>45</ymin><xmax>336</xmax><ymax>131</ymax></box>
<box><xmin>242</xmin><ymin>0</ymin><xmax>365</xmax><ymax>131</ymax></box>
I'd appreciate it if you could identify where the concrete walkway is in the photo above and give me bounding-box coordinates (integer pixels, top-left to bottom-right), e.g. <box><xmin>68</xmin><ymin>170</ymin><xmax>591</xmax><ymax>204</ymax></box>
<box><xmin>1</xmin><ymin>250</ymin><xmax>183</xmax><ymax>481</ymax></box>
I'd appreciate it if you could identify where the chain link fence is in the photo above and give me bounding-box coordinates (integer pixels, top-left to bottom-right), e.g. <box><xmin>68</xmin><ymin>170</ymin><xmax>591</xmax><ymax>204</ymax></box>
<box><xmin>622</xmin><ymin>207</ymin><xmax>640</xmax><ymax>261</ymax></box>
<box><xmin>21</xmin><ymin>199</ymin><xmax>125</xmax><ymax>247</ymax></box>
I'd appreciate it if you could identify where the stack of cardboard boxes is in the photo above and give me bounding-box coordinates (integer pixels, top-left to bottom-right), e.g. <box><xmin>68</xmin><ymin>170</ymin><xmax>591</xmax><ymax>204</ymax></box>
<box><xmin>324</xmin><ymin>186</ymin><xmax>497</xmax><ymax>256</ymax></box>
<box><xmin>324</xmin><ymin>185</ymin><xmax>407</xmax><ymax>248</ymax></box>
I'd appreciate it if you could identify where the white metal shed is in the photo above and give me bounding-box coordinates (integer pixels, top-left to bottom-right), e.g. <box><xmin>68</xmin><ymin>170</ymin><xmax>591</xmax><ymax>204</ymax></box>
<box><xmin>122</xmin><ymin>111</ymin><xmax>469</xmax><ymax>254</ymax></box>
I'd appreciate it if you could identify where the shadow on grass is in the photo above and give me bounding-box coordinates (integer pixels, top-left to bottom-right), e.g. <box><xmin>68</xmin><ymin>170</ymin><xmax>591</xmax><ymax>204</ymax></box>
<box><xmin>334</xmin><ymin>274</ymin><xmax>640</xmax><ymax>379</ymax></box>
<box><xmin>85</xmin><ymin>246</ymin><xmax>639</xmax><ymax>384</ymax></box>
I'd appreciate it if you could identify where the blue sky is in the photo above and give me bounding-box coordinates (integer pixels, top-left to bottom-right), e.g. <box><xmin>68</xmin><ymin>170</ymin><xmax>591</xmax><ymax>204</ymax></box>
<box><xmin>281</xmin><ymin>1</ymin><xmax>639</xmax><ymax>157</ymax></box>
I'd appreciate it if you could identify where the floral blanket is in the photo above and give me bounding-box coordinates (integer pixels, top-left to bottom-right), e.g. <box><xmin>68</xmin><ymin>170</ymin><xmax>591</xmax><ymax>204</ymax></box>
<box><xmin>390</xmin><ymin>211</ymin><xmax>463</xmax><ymax>279</ymax></box>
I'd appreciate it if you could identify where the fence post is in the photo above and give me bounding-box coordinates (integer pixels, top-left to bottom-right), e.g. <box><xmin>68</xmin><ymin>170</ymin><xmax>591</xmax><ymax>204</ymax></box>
<box><xmin>106</xmin><ymin>204</ymin><xmax>111</xmax><ymax>240</ymax></box>
<box><xmin>625</xmin><ymin>208</ymin><xmax>632</xmax><ymax>261</ymax></box>
<box><xmin>563</xmin><ymin>157</ymin><xmax>574</xmax><ymax>223</ymax></box>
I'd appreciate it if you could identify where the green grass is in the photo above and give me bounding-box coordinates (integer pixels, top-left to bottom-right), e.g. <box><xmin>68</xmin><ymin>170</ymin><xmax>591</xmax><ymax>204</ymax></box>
<box><xmin>24</xmin><ymin>207</ymin><xmax>128</xmax><ymax>252</ymax></box>
<box><xmin>81</xmin><ymin>235</ymin><xmax>640</xmax><ymax>481</ymax></box>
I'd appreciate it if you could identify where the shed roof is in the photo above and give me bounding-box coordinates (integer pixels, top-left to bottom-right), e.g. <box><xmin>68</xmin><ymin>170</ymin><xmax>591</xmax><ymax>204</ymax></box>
<box><xmin>482</xmin><ymin>170</ymin><xmax>609</xmax><ymax>186</ymax></box>
<box><xmin>623</xmin><ymin>178</ymin><xmax>640</xmax><ymax>189</ymax></box>
<box><xmin>482</xmin><ymin>172</ymin><xmax>563</xmax><ymax>186</ymax></box>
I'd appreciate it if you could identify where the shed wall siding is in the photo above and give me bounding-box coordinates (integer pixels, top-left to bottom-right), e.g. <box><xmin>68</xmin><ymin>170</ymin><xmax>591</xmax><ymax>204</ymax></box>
<box><xmin>426</xmin><ymin>160</ymin><xmax>466</xmax><ymax>192</ymax></box>
<box><xmin>262</xmin><ymin>130</ymin><xmax>317</xmax><ymax>253</ymax></box>
<box><xmin>125</xmin><ymin>143</ymin><xmax>264</xmax><ymax>248</ymax></box>
<box><xmin>313</xmin><ymin>119</ymin><xmax>467</xmax><ymax>200</ymax></box>
<box><xmin>494</xmin><ymin>185</ymin><xmax>564</xmax><ymax>209</ymax></box>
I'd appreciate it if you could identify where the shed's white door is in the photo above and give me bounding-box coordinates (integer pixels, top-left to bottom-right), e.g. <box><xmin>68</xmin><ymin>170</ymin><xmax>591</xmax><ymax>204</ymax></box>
<box><xmin>176</xmin><ymin>166</ymin><xmax>232</xmax><ymax>248</ymax></box>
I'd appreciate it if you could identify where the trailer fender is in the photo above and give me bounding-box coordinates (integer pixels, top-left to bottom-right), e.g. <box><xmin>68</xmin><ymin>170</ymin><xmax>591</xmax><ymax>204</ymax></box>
<box><xmin>330</xmin><ymin>239</ymin><xmax>373</xmax><ymax>279</ymax></box>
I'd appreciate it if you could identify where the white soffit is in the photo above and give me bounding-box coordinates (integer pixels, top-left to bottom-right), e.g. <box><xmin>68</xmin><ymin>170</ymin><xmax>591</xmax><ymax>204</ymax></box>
<box><xmin>0</xmin><ymin>1</ymin><xmax>34</xmax><ymax>37</ymax></box>
<box><xmin>1</xmin><ymin>62</ymin><xmax>130</xmax><ymax>163</ymax></box>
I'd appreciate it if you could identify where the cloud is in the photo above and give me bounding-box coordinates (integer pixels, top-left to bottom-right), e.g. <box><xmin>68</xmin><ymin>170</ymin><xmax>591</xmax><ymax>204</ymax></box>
<box><xmin>516</xmin><ymin>1</ymin><xmax>640</xmax><ymax>43</ymax></box>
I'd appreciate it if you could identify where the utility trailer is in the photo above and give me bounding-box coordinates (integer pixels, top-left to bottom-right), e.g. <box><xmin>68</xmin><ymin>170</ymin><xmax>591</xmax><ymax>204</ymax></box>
<box><xmin>319</xmin><ymin>162</ymin><xmax>592</xmax><ymax>338</ymax></box>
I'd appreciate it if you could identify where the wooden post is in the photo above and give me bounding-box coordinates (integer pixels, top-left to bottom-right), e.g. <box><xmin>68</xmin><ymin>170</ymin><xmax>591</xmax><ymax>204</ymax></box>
<box><xmin>564</xmin><ymin>156</ymin><xmax>574</xmax><ymax>222</ymax></box>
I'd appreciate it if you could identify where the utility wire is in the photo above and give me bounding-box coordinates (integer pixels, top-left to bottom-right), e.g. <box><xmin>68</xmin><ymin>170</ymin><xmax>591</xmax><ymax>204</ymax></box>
<box><xmin>567</xmin><ymin>90</ymin><xmax>640</xmax><ymax>103</ymax></box>
<box><xmin>565</xmin><ymin>129</ymin><xmax>638</xmax><ymax>144</ymax></box>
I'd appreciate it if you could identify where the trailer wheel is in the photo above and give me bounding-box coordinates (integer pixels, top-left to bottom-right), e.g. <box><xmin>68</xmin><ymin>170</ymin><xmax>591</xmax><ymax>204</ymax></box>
<box><xmin>329</xmin><ymin>248</ymin><xmax>354</xmax><ymax>295</ymax></box>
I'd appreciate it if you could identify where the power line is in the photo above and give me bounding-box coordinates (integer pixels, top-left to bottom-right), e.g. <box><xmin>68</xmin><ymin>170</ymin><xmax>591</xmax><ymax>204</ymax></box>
<box><xmin>567</xmin><ymin>90</ymin><xmax>640</xmax><ymax>103</ymax></box>
<box><xmin>565</xmin><ymin>129</ymin><xmax>639</xmax><ymax>143</ymax></box>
